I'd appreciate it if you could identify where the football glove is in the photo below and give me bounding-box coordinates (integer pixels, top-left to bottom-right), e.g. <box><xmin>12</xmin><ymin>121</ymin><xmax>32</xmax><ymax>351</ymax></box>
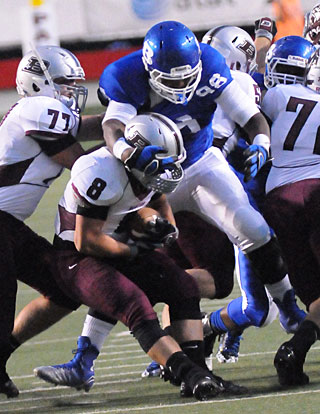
<box><xmin>128</xmin><ymin>238</ymin><xmax>163</xmax><ymax>260</ymax></box>
<box><xmin>254</xmin><ymin>17</ymin><xmax>277</xmax><ymax>42</ymax></box>
<box><xmin>131</xmin><ymin>216</ymin><xmax>179</xmax><ymax>247</ymax></box>
<box><xmin>124</xmin><ymin>145</ymin><xmax>174</xmax><ymax>176</ymax></box>
<box><xmin>243</xmin><ymin>145</ymin><xmax>268</xmax><ymax>182</ymax></box>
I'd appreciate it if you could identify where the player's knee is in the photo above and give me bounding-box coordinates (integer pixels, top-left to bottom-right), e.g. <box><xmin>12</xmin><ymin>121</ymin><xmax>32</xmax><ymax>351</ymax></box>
<box><xmin>234</xmin><ymin>207</ymin><xmax>270</xmax><ymax>251</ymax></box>
<box><xmin>245</xmin><ymin>236</ymin><xmax>287</xmax><ymax>284</ymax></box>
<box><xmin>214</xmin><ymin>275</ymin><xmax>234</xmax><ymax>299</ymax></box>
<box><xmin>169</xmin><ymin>297</ymin><xmax>201</xmax><ymax>321</ymax></box>
<box><xmin>132</xmin><ymin>318</ymin><xmax>167</xmax><ymax>353</ymax></box>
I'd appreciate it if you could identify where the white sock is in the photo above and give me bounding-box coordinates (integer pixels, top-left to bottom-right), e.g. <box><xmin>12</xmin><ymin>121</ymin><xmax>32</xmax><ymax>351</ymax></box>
<box><xmin>265</xmin><ymin>274</ymin><xmax>292</xmax><ymax>302</ymax></box>
<box><xmin>81</xmin><ymin>314</ymin><xmax>115</xmax><ymax>352</ymax></box>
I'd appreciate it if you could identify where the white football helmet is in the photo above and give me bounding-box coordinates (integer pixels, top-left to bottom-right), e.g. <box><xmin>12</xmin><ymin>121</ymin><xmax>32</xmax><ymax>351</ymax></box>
<box><xmin>124</xmin><ymin>113</ymin><xmax>186</xmax><ymax>193</ymax></box>
<box><xmin>303</xmin><ymin>3</ymin><xmax>320</xmax><ymax>45</ymax></box>
<box><xmin>305</xmin><ymin>48</ymin><xmax>320</xmax><ymax>93</ymax></box>
<box><xmin>202</xmin><ymin>25</ymin><xmax>257</xmax><ymax>74</ymax></box>
<box><xmin>16</xmin><ymin>45</ymin><xmax>88</xmax><ymax>113</ymax></box>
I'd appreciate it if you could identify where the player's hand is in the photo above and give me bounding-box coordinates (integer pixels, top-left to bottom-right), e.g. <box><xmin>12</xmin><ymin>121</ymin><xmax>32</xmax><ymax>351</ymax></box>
<box><xmin>128</xmin><ymin>239</ymin><xmax>163</xmax><ymax>260</ymax></box>
<box><xmin>145</xmin><ymin>217</ymin><xmax>179</xmax><ymax>246</ymax></box>
<box><xmin>243</xmin><ymin>145</ymin><xmax>268</xmax><ymax>182</ymax></box>
<box><xmin>124</xmin><ymin>145</ymin><xmax>174</xmax><ymax>175</ymax></box>
<box><xmin>254</xmin><ymin>17</ymin><xmax>277</xmax><ymax>42</ymax></box>
<box><xmin>130</xmin><ymin>216</ymin><xmax>179</xmax><ymax>246</ymax></box>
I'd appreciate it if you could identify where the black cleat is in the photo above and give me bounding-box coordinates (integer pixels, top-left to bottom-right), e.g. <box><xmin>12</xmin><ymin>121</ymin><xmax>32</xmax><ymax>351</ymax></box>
<box><xmin>192</xmin><ymin>375</ymin><xmax>222</xmax><ymax>401</ymax></box>
<box><xmin>274</xmin><ymin>342</ymin><xmax>309</xmax><ymax>386</ymax></box>
<box><xmin>218</xmin><ymin>375</ymin><xmax>248</xmax><ymax>395</ymax></box>
<box><xmin>181</xmin><ymin>370</ymin><xmax>246</xmax><ymax>399</ymax></box>
<box><xmin>160</xmin><ymin>365</ymin><xmax>181</xmax><ymax>386</ymax></box>
<box><xmin>0</xmin><ymin>371</ymin><xmax>19</xmax><ymax>398</ymax></box>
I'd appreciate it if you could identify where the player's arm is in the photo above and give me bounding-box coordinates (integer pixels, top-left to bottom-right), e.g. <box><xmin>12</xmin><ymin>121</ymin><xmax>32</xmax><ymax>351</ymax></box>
<box><xmin>74</xmin><ymin>214</ymin><xmax>133</xmax><ymax>259</ymax></box>
<box><xmin>254</xmin><ymin>17</ymin><xmax>277</xmax><ymax>73</ymax></box>
<box><xmin>50</xmin><ymin>142</ymin><xmax>85</xmax><ymax>169</ymax></box>
<box><xmin>215</xmin><ymin>80</ymin><xmax>270</xmax><ymax>181</ymax></box>
<box><xmin>148</xmin><ymin>194</ymin><xmax>176</xmax><ymax>226</ymax></box>
<box><xmin>102</xmin><ymin>117</ymin><xmax>131</xmax><ymax>161</ymax></box>
<box><xmin>102</xmin><ymin>101</ymin><xmax>173</xmax><ymax>175</ymax></box>
<box><xmin>76</xmin><ymin>113</ymin><xmax>105</xmax><ymax>142</ymax></box>
<box><xmin>27</xmin><ymin>100</ymin><xmax>86</xmax><ymax>169</ymax></box>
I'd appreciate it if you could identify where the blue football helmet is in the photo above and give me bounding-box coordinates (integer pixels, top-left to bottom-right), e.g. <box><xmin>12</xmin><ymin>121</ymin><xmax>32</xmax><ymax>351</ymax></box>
<box><xmin>264</xmin><ymin>35</ymin><xmax>316</xmax><ymax>89</ymax></box>
<box><xmin>142</xmin><ymin>21</ymin><xmax>202</xmax><ymax>104</ymax></box>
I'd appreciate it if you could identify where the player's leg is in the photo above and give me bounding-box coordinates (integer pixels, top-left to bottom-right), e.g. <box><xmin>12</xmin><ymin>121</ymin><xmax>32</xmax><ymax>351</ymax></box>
<box><xmin>265</xmin><ymin>180</ymin><xmax>320</xmax><ymax>385</ymax></box>
<box><xmin>35</xmin><ymin>252</ymin><xmax>243</xmax><ymax>400</ymax></box>
<box><xmin>188</xmin><ymin>147</ymin><xmax>304</xmax><ymax>330</ymax></box>
<box><xmin>0</xmin><ymin>212</ymin><xmax>78</xmax><ymax>398</ymax></box>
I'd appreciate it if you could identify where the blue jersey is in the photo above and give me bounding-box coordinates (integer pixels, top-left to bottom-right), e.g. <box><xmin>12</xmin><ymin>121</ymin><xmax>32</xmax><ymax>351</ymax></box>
<box><xmin>252</xmin><ymin>71</ymin><xmax>266</xmax><ymax>92</ymax></box>
<box><xmin>99</xmin><ymin>43</ymin><xmax>233</xmax><ymax>168</ymax></box>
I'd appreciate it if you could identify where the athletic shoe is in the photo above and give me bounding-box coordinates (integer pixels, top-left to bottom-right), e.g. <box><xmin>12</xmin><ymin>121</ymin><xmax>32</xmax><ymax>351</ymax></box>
<box><xmin>274</xmin><ymin>341</ymin><xmax>309</xmax><ymax>386</ymax></box>
<box><xmin>216</xmin><ymin>331</ymin><xmax>243</xmax><ymax>363</ymax></box>
<box><xmin>273</xmin><ymin>289</ymin><xmax>306</xmax><ymax>334</ymax></box>
<box><xmin>181</xmin><ymin>370</ymin><xmax>247</xmax><ymax>399</ymax></box>
<box><xmin>0</xmin><ymin>368</ymin><xmax>19</xmax><ymax>398</ymax></box>
<box><xmin>141</xmin><ymin>360</ymin><xmax>161</xmax><ymax>378</ymax></box>
<box><xmin>34</xmin><ymin>336</ymin><xmax>99</xmax><ymax>392</ymax></box>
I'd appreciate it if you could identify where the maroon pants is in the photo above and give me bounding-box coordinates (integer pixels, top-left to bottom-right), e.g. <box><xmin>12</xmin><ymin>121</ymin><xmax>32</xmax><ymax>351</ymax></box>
<box><xmin>54</xmin><ymin>248</ymin><xmax>201</xmax><ymax>332</ymax></box>
<box><xmin>165</xmin><ymin>211</ymin><xmax>235</xmax><ymax>299</ymax></box>
<box><xmin>0</xmin><ymin>210</ymin><xmax>79</xmax><ymax>346</ymax></box>
<box><xmin>264</xmin><ymin>179</ymin><xmax>320</xmax><ymax>307</ymax></box>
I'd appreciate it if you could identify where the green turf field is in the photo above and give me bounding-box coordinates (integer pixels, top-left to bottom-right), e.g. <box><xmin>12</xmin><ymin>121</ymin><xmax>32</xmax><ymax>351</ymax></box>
<box><xmin>2</xmin><ymin>109</ymin><xmax>319</xmax><ymax>413</ymax></box>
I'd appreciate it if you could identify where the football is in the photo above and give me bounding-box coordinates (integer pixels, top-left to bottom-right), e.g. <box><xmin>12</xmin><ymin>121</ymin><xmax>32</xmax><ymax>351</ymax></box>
<box><xmin>128</xmin><ymin>207</ymin><xmax>160</xmax><ymax>237</ymax></box>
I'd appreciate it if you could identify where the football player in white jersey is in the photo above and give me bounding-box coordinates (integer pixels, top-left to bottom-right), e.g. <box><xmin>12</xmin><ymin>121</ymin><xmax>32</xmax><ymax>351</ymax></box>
<box><xmin>0</xmin><ymin>45</ymin><xmax>104</xmax><ymax>398</ymax></box>
<box><xmin>34</xmin><ymin>21</ymin><xmax>308</xmax><ymax>393</ymax></box>
<box><xmin>35</xmin><ymin>112</ymin><xmax>247</xmax><ymax>401</ymax></box>
<box><xmin>262</xmin><ymin>38</ymin><xmax>320</xmax><ymax>387</ymax></box>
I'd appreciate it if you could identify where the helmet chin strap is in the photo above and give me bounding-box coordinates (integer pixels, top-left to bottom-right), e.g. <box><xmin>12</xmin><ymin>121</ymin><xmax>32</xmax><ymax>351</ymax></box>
<box><xmin>30</xmin><ymin>42</ymin><xmax>58</xmax><ymax>99</ymax></box>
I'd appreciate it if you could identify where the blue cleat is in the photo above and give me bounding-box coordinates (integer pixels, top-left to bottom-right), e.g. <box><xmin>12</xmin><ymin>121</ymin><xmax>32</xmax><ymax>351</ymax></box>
<box><xmin>273</xmin><ymin>289</ymin><xmax>306</xmax><ymax>334</ymax></box>
<box><xmin>141</xmin><ymin>360</ymin><xmax>161</xmax><ymax>378</ymax></box>
<box><xmin>216</xmin><ymin>331</ymin><xmax>243</xmax><ymax>363</ymax></box>
<box><xmin>34</xmin><ymin>336</ymin><xmax>99</xmax><ymax>392</ymax></box>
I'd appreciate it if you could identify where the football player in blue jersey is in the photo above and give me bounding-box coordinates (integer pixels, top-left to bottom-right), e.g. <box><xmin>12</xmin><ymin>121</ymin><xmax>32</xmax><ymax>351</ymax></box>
<box><xmin>34</xmin><ymin>20</ymin><xmax>306</xmax><ymax>393</ymax></box>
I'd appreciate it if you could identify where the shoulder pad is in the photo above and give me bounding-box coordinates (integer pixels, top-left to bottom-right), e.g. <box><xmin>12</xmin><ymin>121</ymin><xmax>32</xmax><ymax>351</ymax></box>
<box><xmin>71</xmin><ymin>149</ymin><xmax>126</xmax><ymax>207</ymax></box>
<box><xmin>20</xmin><ymin>96</ymin><xmax>77</xmax><ymax>139</ymax></box>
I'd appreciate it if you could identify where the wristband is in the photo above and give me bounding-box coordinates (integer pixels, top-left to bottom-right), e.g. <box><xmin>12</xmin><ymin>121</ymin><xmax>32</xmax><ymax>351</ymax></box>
<box><xmin>252</xmin><ymin>134</ymin><xmax>270</xmax><ymax>153</ymax></box>
<box><xmin>113</xmin><ymin>137</ymin><xmax>132</xmax><ymax>160</ymax></box>
<box><xmin>255</xmin><ymin>29</ymin><xmax>273</xmax><ymax>42</ymax></box>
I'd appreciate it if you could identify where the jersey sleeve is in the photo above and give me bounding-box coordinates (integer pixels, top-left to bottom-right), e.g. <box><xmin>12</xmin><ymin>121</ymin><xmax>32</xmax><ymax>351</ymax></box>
<box><xmin>200</xmin><ymin>44</ymin><xmax>234</xmax><ymax>100</ymax></box>
<box><xmin>21</xmin><ymin>97</ymin><xmax>78</xmax><ymax>156</ymax></box>
<box><xmin>99</xmin><ymin>50</ymin><xmax>148</xmax><ymax>108</ymax></box>
<box><xmin>70</xmin><ymin>154</ymin><xmax>124</xmax><ymax>220</ymax></box>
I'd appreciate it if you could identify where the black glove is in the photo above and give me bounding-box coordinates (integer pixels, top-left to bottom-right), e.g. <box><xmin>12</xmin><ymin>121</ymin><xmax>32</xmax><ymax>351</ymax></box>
<box><xmin>131</xmin><ymin>216</ymin><xmax>179</xmax><ymax>246</ymax></box>
<box><xmin>128</xmin><ymin>238</ymin><xmax>163</xmax><ymax>260</ymax></box>
<box><xmin>254</xmin><ymin>17</ymin><xmax>277</xmax><ymax>42</ymax></box>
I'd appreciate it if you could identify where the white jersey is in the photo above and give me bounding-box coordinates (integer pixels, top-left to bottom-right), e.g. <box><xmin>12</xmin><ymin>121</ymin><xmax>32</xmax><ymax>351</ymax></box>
<box><xmin>262</xmin><ymin>83</ymin><xmax>320</xmax><ymax>193</ymax></box>
<box><xmin>0</xmin><ymin>96</ymin><xmax>79</xmax><ymax>221</ymax></box>
<box><xmin>213</xmin><ymin>70</ymin><xmax>261</xmax><ymax>155</ymax></box>
<box><xmin>55</xmin><ymin>147</ymin><xmax>155</xmax><ymax>243</ymax></box>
